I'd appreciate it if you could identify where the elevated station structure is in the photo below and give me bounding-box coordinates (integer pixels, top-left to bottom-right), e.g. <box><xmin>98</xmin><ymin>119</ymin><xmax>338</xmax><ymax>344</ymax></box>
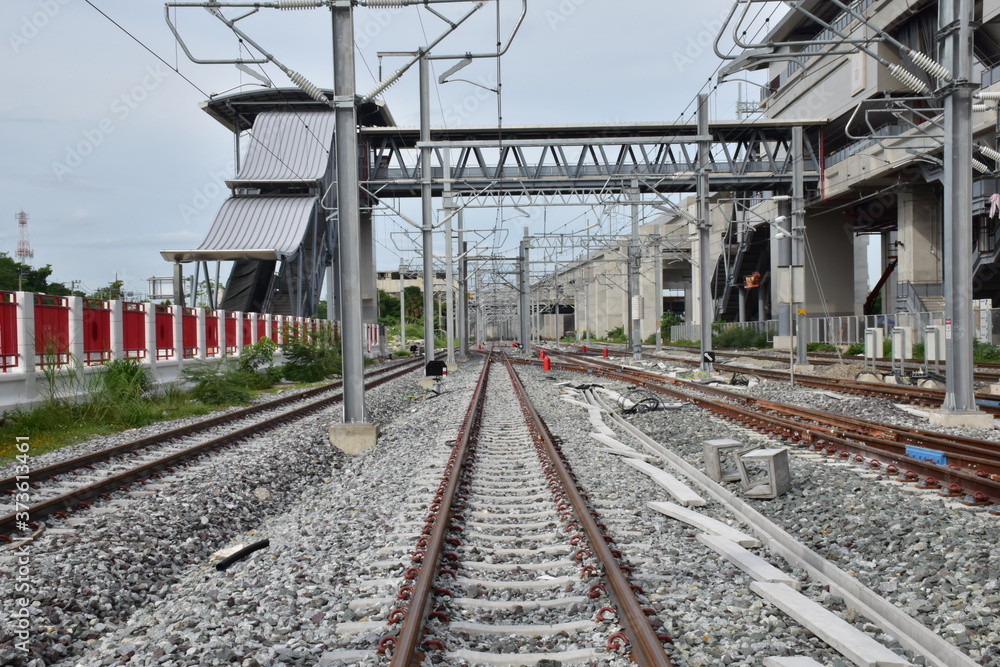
<box><xmin>719</xmin><ymin>0</ymin><xmax>1000</xmax><ymax>323</ymax></box>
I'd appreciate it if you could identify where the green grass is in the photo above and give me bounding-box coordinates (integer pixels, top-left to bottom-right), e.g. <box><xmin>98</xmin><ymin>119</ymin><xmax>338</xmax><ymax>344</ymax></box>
<box><xmin>0</xmin><ymin>349</ymin><xmax>302</xmax><ymax>465</ymax></box>
<box><xmin>0</xmin><ymin>386</ymin><xmax>227</xmax><ymax>465</ymax></box>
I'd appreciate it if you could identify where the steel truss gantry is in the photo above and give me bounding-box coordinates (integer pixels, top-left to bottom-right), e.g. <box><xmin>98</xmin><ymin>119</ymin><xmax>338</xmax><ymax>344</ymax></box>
<box><xmin>360</xmin><ymin>120</ymin><xmax>824</xmax><ymax>200</ymax></box>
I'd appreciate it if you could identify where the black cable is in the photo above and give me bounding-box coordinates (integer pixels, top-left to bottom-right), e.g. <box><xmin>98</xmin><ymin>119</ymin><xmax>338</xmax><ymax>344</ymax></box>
<box><xmin>83</xmin><ymin>0</ymin><xmax>211</xmax><ymax>99</ymax></box>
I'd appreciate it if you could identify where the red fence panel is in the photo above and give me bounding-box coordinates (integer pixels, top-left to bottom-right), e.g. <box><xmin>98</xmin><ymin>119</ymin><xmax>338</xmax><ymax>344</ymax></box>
<box><xmin>205</xmin><ymin>312</ymin><xmax>219</xmax><ymax>357</ymax></box>
<box><xmin>83</xmin><ymin>298</ymin><xmax>111</xmax><ymax>366</ymax></box>
<box><xmin>34</xmin><ymin>294</ymin><xmax>69</xmax><ymax>367</ymax></box>
<box><xmin>224</xmin><ymin>312</ymin><xmax>237</xmax><ymax>354</ymax></box>
<box><xmin>156</xmin><ymin>305</ymin><xmax>175</xmax><ymax>360</ymax></box>
<box><xmin>242</xmin><ymin>314</ymin><xmax>253</xmax><ymax>348</ymax></box>
<box><xmin>270</xmin><ymin>318</ymin><xmax>279</xmax><ymax>343</ymax></box>
<box><xmin>0</xmin><ymin>292</ymin><xmax>17</xmax><ymax>372</ymax></box>
<box><xmin>180</xmin><ymin>308</ymin><xmax>198</xmax><ymax>359</ymax></box>
<box><xmin>122</xmin><ymin>302</ymin><xmax>146</xmax><ymax>359</ymax></box>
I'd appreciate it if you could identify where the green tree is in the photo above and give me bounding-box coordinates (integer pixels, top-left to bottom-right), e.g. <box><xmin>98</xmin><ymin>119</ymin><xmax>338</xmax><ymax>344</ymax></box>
<box><xmin>0</xmin><ymin>253</ymin><xmax>71</xmax><ymax>294</ymax></box>
<box><xmin>91</xmin><ymin>279</ymin><xmax>124</xmax><ymax>300</ymax></box>
<box><xmin>378</xmin><ymin>289</ymin><xmax>400</xmax><ymax>325</ymax></box>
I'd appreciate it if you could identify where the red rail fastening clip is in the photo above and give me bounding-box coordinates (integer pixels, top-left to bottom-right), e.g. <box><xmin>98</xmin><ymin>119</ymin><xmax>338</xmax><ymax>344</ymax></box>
<box><xmin>938</xmin><ymin>483</ymin><xmax>964</xmax><ymax>497</ymax></box>
<box><xmin>387</xmin><ymin>609</ymin><xmax>406</xmax><ymax>624</ymax></box>
<box><xmin>587</xmin><ymin>584</ymin><xmax>607</xmax><ymax>598</ymax></box>
<box><xmin>607</xmin><ymin>633</ymin><xmax>630</xmax><ymax>652</ymax></box>
<box><xmin>421</xmin><ymin>639</ymin><xmax>445</xmax><ymax>652</ymax></box>
<box><xmin>376</xmin><ymin>636</ymin><xmax>397</xmax><ymax>655</ymax></box>
<box><xmin>596</xmin><ymin>606</ymin><xmax>617</xmax><ymax>621</ymax></box>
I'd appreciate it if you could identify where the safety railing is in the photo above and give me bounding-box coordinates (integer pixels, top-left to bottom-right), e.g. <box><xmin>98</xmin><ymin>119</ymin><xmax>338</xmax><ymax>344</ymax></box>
<box><xmin>34</xmin><ymin>294</ymin><xmax>70</xmax><ymax>368</ymax></box>
<box><xmin>0</xmin><ymin>292</ymin><xmax>18</xmax><ymax>372</ymax></box>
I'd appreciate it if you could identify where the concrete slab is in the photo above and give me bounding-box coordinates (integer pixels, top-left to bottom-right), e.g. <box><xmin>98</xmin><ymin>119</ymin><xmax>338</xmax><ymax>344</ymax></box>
<box><xmin>589</xmin><ymin>432</ymin><xmax>638</xmax><ymax>453</ymax></box>
<box><xmin>926</xmin><ymin>409</ymin><xmax>994</xmax><ymax>430</ymax></box>
<box><xmin>445</xmin><ymin>648</ymin><xmax>602</xmax><ymax>666</ymax></box>
<box><xmin>455</xmin><ymin>575</ymin><xmax>574</xmax><ymax>590</ymax></box>
<box><xmin>697</xmin><ymin>534</ymin><xmax>799</xmax><ymax>589</ymax></box>
<box><xmin>751</xmin><ymin>582</ymin><xmax>913</xmax><ymax>667</ymax></box>
<box><xmin>623</xmin><ymin>459</ymin><xmax>705</xmax><ymax>507</ymax></box>
<box><xmin>647</xmin><ymin>501</ymin><xmax>760</xmax><ymax>547</ymax></box>
<box><xmin>763</xmin><ymin>658</ymin><xmax>826</xmax><ymax>667</ymax></box>
<box><xmin>449</xmin><ymin>620</ymin><xmax>594</xmax><ymax>635</ymax></box>
<box><xmin>329</xmin><ymin>422</ymin><xmax>379</xmax><ymax>455</ymax></box>
<box><xmin>452</xmin><ymin>596</ymin><xmax>587</xmax><ymax>610</ymax></box>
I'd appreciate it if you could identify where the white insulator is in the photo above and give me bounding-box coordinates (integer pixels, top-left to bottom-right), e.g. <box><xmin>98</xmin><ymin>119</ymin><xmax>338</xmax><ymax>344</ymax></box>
<box><xmin>364</xmin><ymin>0</ymin><xmax>410</xmax><ymax>7</ymax></box>
<box><xmin>973</xmin><ymin>158</ymin><xmax>992</xmax><ymax>174</ymax></box>
<box><xmin>976</xmin><ymin>91</ymin><xmax>1000</xmax><ymax>100</ymax></box>
<box><xmin>288</xmin><ymin>70</ymin><xmax>330</xmax><ymax>105</ymax></box>
<box><xmin>888</xmin><ymin>64</ymin><xmax>930</xmax><ymax>95</ymax></box>
<box><xmin>974</xmin><ymin>103</ymin><xmax>989</xmax><ymax>112</ymax></box>
<box><xmin>906</xmin><ymin>49</ymin><xmax>952</xmax><ymax>81</ymax></box>
<box><xmin>979</xmin><ymin>145</ymin><xmax>1000</xmax><ymax>162</ymax></box>
<box><xmin>276</xmin><ymin>0</ymin><xmax>319</xmax><ymax>8</ymax></box>
<box><xmin>364</xmin><ymin>69</ymin><xmax>402</xmax><ymax>101</ymax></box>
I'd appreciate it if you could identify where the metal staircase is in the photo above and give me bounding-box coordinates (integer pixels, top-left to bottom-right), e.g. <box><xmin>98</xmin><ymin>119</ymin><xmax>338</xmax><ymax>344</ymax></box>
<box><xmin>713</xmin><ymin>220</ymin><xmax>771</xmax><ymax>320</ymax></box>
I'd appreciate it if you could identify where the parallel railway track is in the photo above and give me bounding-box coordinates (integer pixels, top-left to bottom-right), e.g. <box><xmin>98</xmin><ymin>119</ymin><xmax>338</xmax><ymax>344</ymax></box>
<box><xmin>0</xmin><ymin>357</ymin><xmax>431</xmax><ymax>540</ymax></box>
<box><xmin>536</xmin><ymin>351</ymin><xmax>1000</xmax><ymax>511</ymax></box>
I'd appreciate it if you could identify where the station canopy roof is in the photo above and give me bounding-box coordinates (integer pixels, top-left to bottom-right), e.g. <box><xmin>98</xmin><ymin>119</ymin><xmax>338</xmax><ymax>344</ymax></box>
<box><xmin>160</xmin><ymin>196</ymin><xmax>318</xmax><ymax>263</ymax></box>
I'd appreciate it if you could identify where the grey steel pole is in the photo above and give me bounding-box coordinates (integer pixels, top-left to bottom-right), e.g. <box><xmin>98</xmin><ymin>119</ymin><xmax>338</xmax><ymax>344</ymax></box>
<box><xmin>941</xmin><ymin>0</ymin><xmax>977</xmax><ymax>413</ymax></box>
<box><xmin>458</xmin><ymin>211</ymin><xmax>468</xmax><ymax>358</ymax></box>
<box><xmin>332</xmin><ymin>4</ymin><xmax>365</xmax><ymax>423</ymax></box>
<box><xmin>697</xmin><ymin>93</ymin><xmax>713</xmax><ymax>371</ymax></box>
<box><xmin>655</xmin><ymin>230</ymin><xmax>663</xmax><ymax>351</ymax></box>
<box><xmin>443</xmin><ymin>150</ymin><xmax>456</xmax><ymax>367</ymax></box>
<box><xmin>630</xmin><ymin>178</ymin><xmax>642</xmax><ymax>360</ymax></box>
<box><xmin>420</xmin><ymin>54</ymin><xmax>435</xmax><ymax>369</ymax></box>
<box><xmin>519</xmin><ymin>235</ymin><xmax>530</xmax><ymax>347</ymax></box>
<box><xmin>399</xmin><ymin>260</ymin><xmax>406</xmax><ymax>349</ymax></box>
<box><xmin>793</xmin><ymin>125</ymin><xmax>808</xmax><ymax>366</ymax></box>
<box><xmin>776</xmin><ymin>197</ymin><xmax>792</xmax><ymax>339</ymax></box>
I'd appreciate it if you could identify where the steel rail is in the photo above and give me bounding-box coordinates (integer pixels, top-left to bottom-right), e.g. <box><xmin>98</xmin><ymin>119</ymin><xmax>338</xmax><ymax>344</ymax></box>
<box><xmin>523</xmin><ymin>357</ymin><xmax>1000</xmax><ymax>507</ymax></box>
<box><xmin>0</xmin><ymin>357</ymin><xmax>427</xmax><ymax>496</ymax></box>
<box><xmin>385</xmin><ymin>350</ymin><xmax>492</xmax><ymax>665</ymax></box>
<box><xmin>566</xmin><ymin>355</ymin><xmax>1000</xmax><ymax>473</ymax></box>
<box><xmin>0</xmin><ymin>359</ymin><xmax>427</xmax><ymax>539</ymax></box>
<box><xmin>501</xmin><ymin>354</ymin><xmax>673</xmax><ymax>666</ymax></box>
<box><xmin>561</xmin><ymin>345</ymin><xmax>1000</xmax><ymax>408</ymax></box>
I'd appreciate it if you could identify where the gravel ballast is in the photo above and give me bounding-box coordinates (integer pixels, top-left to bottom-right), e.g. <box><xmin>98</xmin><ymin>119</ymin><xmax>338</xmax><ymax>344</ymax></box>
<box><xmin>1</xmin><ymin>354</ymin><xmax>997</xmax><ymax>666</ymax></box>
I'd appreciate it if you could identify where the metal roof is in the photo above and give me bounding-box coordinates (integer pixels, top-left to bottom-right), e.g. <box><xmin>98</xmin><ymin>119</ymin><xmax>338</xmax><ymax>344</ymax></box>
<box><xmin>233</xmin><ymin>111</ymin><xmax>335</xmax><ymax>183</ymax></box>
<box><xmin>199</xmin><ymin>87</ymin><xmax>395</xmax><ymax>132</ymax></box>
<box><xmin>160</xmin><ymin>196</ymin><xmax>317</xmax><ymax>263</ymax></box>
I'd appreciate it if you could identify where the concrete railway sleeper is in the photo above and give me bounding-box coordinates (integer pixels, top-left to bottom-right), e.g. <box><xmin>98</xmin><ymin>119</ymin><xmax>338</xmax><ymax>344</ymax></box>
<box><xmin>375</xmin><ymin>350</ymin><xmax>673</xmax><ymax>665</ymax></box>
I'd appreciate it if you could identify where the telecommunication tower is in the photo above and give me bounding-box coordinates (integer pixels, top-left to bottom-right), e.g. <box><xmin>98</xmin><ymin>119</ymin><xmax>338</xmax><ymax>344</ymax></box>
<box><xmin>15</xmin><ymin>210</ymin><xmax>33</xmax><ymax>263</ymax></box>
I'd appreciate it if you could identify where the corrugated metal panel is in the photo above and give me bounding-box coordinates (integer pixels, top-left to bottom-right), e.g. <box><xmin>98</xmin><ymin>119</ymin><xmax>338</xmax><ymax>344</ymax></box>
<box><xmin>160</xmin><ymin>196</ymin><xmax>317</xmax><ymax>262</ymax></box>
<box><xmin>234</xmin><ymin>111</ymin><xmax>335</xmax><ymax>182</ymax></box>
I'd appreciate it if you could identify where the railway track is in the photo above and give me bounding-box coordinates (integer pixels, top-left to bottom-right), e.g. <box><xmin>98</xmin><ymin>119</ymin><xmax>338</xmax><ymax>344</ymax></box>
<box><xmin>584</xmin><ymin>342</ymin><xmax>1000</xmax><ymax>383</ymax></box>
<box><xmin>373</xmin><ymin>351</ymin><xmax>672</xmax><ymax>665</ymax></box>
<box><xmin>0</xmin><ymin>356</ymin><xmax>430</xmax><ymax>541</ymax></box>
<box><xmin>535</xmin><ymin>352</ymin><xmax>1000</xmax><ymax>511</ymax></box>
<box><xmin>549</xmin><ymin>340</ymin><xmax>1000</xmax><ymax>418</ymax></box>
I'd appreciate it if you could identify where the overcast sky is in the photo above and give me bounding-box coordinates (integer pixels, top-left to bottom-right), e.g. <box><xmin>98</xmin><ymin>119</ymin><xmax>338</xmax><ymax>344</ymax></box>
<box><xmin>1</xmin><ymin>0</ymin><xmax>774</xmax><ymax>298</ymax></box>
